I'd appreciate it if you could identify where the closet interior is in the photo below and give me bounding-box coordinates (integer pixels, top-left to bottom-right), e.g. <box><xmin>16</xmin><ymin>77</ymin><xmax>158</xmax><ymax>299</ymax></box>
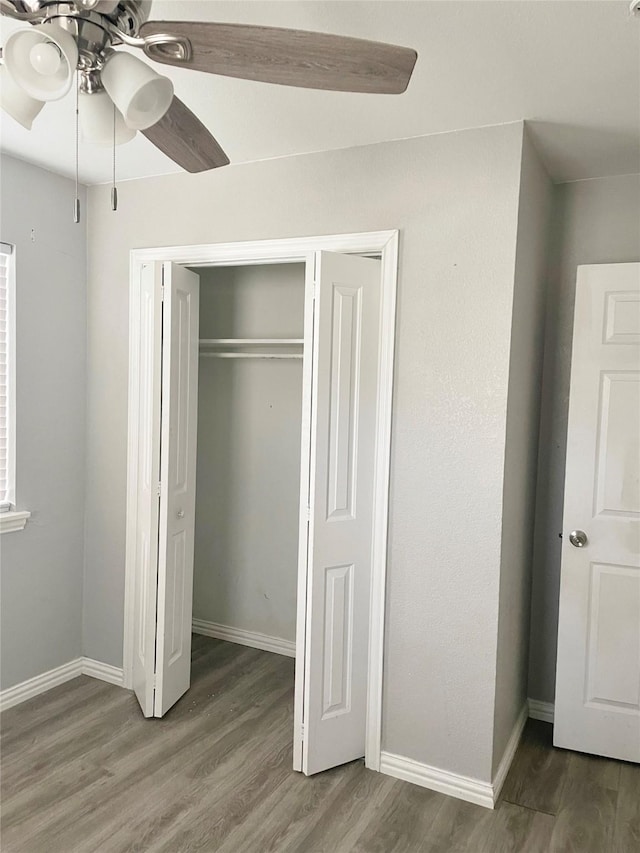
<box><xmin>190</xmin><ymin>262</ymin><xmax>306</xmax><ymax>662</ymax></box>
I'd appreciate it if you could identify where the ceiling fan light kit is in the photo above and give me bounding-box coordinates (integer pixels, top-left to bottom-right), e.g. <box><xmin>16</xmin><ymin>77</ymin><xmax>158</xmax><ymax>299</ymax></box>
<box><xmin>79</xmin><ymin>87</ymin><xmax>133</xmax><ymax>144</ymax></box>
<box><xmin>0</xmin><ymin>62</ymin><xmax>44</xmax><ymax>127</ymax></box>
<box><xmin>101</xmin><ymin>50</ymin><xmax>173</xmax><ymax>130</ymax></box>
<box><xmin>1</xmin><ymin>0</ymin><xmax>417</xmax><ymax>218</ymax></box>
<box><xmin>4</xmin><ymin>21</ymin><xmax>78</xmax><ymax>100</ymax></box>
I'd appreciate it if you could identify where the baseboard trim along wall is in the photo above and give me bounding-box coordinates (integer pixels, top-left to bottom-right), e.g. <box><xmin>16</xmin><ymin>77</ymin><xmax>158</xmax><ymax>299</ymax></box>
<box><xmin>380</xmin><ymin>752</ymin><xmax>496</xmax><ymax>809</ymax></box>
<box><xmin>81</xmin><ymin>657</ymin><xmax>125</xmax><ymax>687</ymax></box>
<box><xmin>0</xmin><ymin>659</ymin><xmax>83</xmax><ymax>713</ymax></box>
<box><xmin>492</xmin><ymin>703</ymin><xmax>528</xmax><ymax>802</ymax></box>
<box><xmin>192</xmin><ymin>618</ymin><xmax>296</xmax><ymax>658</ymax></box>
<box><xmin>528</xmin><ymin>698</ymin><xmax>555</xmax><ymax>723</ymax></box>
<box><xmin>381</xmin><ymin>702</ymin><xmax>529</xmax><ymax>810</ymax></box>
<box><xmin>0</xmin><ymin>657</ymin><xmax>125</xmax><ymax>712</ymax></box>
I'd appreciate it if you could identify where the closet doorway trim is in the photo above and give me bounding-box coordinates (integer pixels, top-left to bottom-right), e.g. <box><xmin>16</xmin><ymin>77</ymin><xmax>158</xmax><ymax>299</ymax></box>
<box><xmin>123</xmin><ymin>230</ymin><xmax>398</xmax><ymax>772</ymax></box>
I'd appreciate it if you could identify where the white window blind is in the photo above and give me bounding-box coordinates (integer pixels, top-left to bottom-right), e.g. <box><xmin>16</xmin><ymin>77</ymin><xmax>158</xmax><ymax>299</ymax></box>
<box><xmin>0</xmin><ymin>243</ymin><xmax>14</xmax><ymax>510</ymax></box>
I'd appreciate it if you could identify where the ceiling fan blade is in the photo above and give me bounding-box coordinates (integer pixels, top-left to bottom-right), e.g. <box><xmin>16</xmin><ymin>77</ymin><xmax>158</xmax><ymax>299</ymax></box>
<box><xmin>140</xmin><ymin>21</ymin><xmax>417</xmax><ymax>94</ymax></box>
<box><xmin>141</xmin><ymin>96</ymin><xmax>230</xmax><ymax>173</ymax></box>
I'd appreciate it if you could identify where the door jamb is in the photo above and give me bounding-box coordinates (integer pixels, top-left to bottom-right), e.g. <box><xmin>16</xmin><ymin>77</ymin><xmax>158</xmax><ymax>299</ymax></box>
<box><xmin>123</xmin><ymin>230</ymin><xmax>399</xmax><ymax>773</ymax></box>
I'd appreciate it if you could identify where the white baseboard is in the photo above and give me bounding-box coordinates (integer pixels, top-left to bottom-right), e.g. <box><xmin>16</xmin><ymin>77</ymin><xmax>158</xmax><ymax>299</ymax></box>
<box><xmin>0</xmin><ymin>659</ymin><xmax>83</xmax><ymax>712</ymax></box>
<box><xmin>0</xmin><ymin>657</ymin><xmax>125</xmax><ymax>712</ymax></box>
<box><xmin>192</xmin><ymin>618</ymin><xmax>296</xmax><ymax>658</ymax></box>
<box><xmin>81</xmin><ymin>657</ymin><xmax>125</xmax><ymax>687</ymax></box>
<box><xmin>492</xmin><ymin>703</ymin><xmax>528</xmax><ymax>801</ymax></box>
<box><xmin>379</xmin><ymin>752</ymin><xmax>495</xmax><ymax>809</ymax></box>
<box><xmin>380</xmin><ymin>702</ymin><xmax>528</xmax><ymax>811</ymax></box>
<box><xmin>528</xmin><ymin>698</ymin><xmax>554</xmax><ymax>723</ymax></box>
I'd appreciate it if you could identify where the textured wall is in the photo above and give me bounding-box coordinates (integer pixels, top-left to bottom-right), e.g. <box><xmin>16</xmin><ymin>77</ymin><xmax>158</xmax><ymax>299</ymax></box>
<box><xmin>528</xmin><ymin>173</ymin><xmax>640</xmax><ymax>704</ymax></box>
<box><xmin>85</xmin><ymin>123</ymin><xmax>524</xmax><ymax>781</ymax></box>
<box><xmin>193</xmin><ymin>264</ymin><xmax>304</xmax><ymax>642</ymax></box>
<box><xmin>492</xmin><ymin>131</ymin><xmax>554</xmax><ymax>773</ymax></box>
<box><xmin>0</xmin><ymin>156</ymin><xmax>86</xmax><ymax>689</ymax></box>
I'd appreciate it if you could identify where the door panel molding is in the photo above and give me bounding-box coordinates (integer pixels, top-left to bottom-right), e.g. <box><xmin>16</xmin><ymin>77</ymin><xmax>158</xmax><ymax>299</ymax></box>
<box><xmin>322</xmin><ymin>563</ymin><xmax>354</xmax><ymax>719</ymax></box>
<box><xmin>593</xmin><ymin>371</ymin><xmax>640</xmax><ymax>518</ymax></box>
<box><xmin>585</xmin><ymin>561</ymin><xmax>640</xmax><ymax>710</ymax></box>
<box><xmin>603</xmin><ymin>290</ymin><xmax>640</xmax><ymax>344</ymax></box>
<box><xmin>327</xmin><ymin>284</ymin><xmax>361</xmax><ymax>522</ymax></box>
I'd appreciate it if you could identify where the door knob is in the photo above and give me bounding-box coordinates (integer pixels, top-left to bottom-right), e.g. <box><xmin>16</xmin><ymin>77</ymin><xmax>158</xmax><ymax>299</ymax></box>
<box><xmin>569</xmin><ymin>530</ymin><xmax>588</xmax><ymax>548</ymax></box>
<box><xmin>177</xmin><ymin>509</ymin><xmax>185</xmax><ymax>519</ymax></box>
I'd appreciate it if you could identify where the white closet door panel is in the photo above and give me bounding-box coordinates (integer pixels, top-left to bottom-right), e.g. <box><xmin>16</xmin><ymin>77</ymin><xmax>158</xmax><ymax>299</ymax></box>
<box><xmin>154</xmin><ymin>263</ymin><xmax>200</xmax><ymax>717</ymax></box>
<box><xmin>303</xmin><ymin>251</ymin><xmax>381</xmax><ymax>775</ymax></box>
<box><xmin>132</xmin><ymin>263</ymin><xmax>163</xmax><ymax>717</ymax></box>
<box><xmin>555</xmin><ymin>262</ymin><xmax>640</xmax><ymax>762</ymax></box>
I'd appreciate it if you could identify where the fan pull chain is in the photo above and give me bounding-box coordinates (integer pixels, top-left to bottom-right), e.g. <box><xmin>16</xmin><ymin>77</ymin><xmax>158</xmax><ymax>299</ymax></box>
<box><xmin>73</xmin><ymin>70</ymin><xmax>80</xmax><ymax>224</ymax></box>
<box><xmin>111</xmin><ymin>102</ymin><xmax>118</xmax><ymax>212</ymax></box>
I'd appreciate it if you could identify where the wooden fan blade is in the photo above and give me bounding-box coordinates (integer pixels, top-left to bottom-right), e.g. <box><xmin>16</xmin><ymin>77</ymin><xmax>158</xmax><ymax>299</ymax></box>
<box><xmin>140</xmin><ymin>21</ymin><xmax>417</xmax><ymax>94</ymax></box>
<box><xmin>141</xmin><ymin>96</ymin><xmax>230</xmax><ymax>173</ymax></box>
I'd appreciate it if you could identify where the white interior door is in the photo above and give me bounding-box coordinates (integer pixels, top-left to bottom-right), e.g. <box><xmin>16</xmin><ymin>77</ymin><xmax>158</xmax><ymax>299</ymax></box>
<box><xmin>131</xmin><ymin>262</ymin><xmax>163</xmax><ymax>717</ymax></box>
<box><xmin>301</xmin><ymin>251</ymin><xmax>381</xmax><ymax>775</ymax></box>
<box><xmin>130</xmin><ymin>261</ymin><xmax>200</xmax><ymax>718</ymax></box>
<box><xmin>154</xmin><ymin>262</ymin><xmax>200</xmax><ymax>717</ymax></box>
<box><xmin>555</xmin><ymin>262</ymin><xmax>640</xmax><ymax>762</ymax></box>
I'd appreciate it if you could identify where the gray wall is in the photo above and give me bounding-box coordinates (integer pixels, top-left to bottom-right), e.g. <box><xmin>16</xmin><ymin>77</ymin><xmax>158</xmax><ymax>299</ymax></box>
<box><xmin>193</xmin><ymin>264</ymin><xmax>304</xmax><ymax>642</ymax></box>
<box><xmin>0</xmin><ymin>155</ymin><xmax>86</xmax><ymax>690</ymax></box>
<box><xmin>85</xmin><ymin>121</ymin><xmax>525</xmax><ymax>782</ymax></box>
<box><xmin>492</xmin><ymin>131</ymin><xmax>553</xmax><ymax>771</ymax></box>
<box><xmin>528</xmin><ymin>173</ymin><xmax>640</xmax><ymax>704</ymax></box>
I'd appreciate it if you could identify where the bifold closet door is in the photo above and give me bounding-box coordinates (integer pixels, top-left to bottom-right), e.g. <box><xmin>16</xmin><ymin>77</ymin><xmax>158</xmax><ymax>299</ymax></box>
<box><xmin>155</xmin><ymin>263</ymin><xmax>200</xmax><ymax>717</ymax></box>
<box><xmin>301</xmin><ymin>251</ymin><xmax>381</xmax><ymax>775</ymax></box>
<box><xmin>131</xmin><ymin>262</ymin><xmax>163</xmax><ymax>717</ymax></box>
<box><xmin>132</xmin><ymin>261</ymin><xmax>200</xmax><ymax>719</ymax></box>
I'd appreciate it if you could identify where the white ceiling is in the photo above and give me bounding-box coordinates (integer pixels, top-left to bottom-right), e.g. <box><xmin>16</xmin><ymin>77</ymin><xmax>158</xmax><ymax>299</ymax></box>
<box><xmin>1</xmin><ymin>0</ymin><xmax>639</xmax><ymax>185</ymax></box>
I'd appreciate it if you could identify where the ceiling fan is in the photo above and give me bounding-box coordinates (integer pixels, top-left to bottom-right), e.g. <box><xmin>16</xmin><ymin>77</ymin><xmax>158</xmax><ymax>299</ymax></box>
<box><xmin>0</xmin><ymin>0</ymin><xmax>418</xmax><ymax>175</ymax></box>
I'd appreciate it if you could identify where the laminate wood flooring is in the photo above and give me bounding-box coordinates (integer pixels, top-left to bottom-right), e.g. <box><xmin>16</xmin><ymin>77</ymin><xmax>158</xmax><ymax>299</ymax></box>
<box><xmin>1</xmin><ymin>636</ymin><xmax>638</xmax><ymax>852</ymax></box>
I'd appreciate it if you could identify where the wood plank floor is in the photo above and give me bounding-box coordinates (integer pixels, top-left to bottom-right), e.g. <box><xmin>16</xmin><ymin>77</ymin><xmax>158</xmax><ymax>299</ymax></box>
<box><xmin>1</xmin><ymin>635</ymin><xmax>638</xmax><ymax>852</ymax></box>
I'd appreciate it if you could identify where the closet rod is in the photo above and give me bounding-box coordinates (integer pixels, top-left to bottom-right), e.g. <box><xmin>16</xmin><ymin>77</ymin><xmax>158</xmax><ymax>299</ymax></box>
<box><xmin>200</xmin><ymin>352</ymin><xmax>303</xmax><ymax>359</ymax></box>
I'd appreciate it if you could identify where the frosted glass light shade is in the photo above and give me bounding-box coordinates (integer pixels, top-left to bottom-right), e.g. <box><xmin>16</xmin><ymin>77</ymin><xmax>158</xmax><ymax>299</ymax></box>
<box><xmin>0</xmin><ymin>64</ymin><xmax>45</xmax><ymax>129</ymax></box>
<box><xmin>79</xmin><ymin>90</ymin><xmax>136</xmax><ymax>145</ymax></box>
<box><xmin>101</xmin><ymin>52</ymin><xmax>173</xmax><ymax>131</ymax></box>
<box><xmin>4</xmin><ymin>23</ymin><xmax>78</xmax><ymax>102</ymax></box>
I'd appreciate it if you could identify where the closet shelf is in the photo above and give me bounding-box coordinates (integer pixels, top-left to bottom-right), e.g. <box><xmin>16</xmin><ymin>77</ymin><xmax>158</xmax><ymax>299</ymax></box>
<box><xmin>199</xmin><ymin>338</ymin><xmax>303</xmax><ymax>346</ymax></box>
<box><xmin>199</xmin><ymin>337</ymin><xmax>304</xmax><ymax>359</ymax></box>
<box><xmin>200</xmin><ymin>352</ymin><xmax>303</xmax><ymax>359</ymax></box>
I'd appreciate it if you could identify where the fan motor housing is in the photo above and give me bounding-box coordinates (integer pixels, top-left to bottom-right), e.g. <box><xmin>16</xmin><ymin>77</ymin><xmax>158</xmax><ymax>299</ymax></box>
<box><xmin>11</xmin><ymin>1</ymin><xmax>152</xmax><ymax>70</ymax></box>
<box><xmin>11</xmin><ymin>1</ymin><xmax>151</xmax><ymax>35</ymax></box>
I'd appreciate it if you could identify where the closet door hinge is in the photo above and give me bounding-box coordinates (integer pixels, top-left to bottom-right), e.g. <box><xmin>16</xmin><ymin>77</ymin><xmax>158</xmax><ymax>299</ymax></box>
<box><xmin>306</xmin><ymin>505</ymin><xmax>312</xmax><ymax>522</ymax></box>
<box><xmin>156</xmin><ymin>481</ymin><xmax>162</xmax><ymax>497</ymax></box>
<box><xmin>160</xmin><ymin>285</ymin><xmax>165</xmax><ymax>302</ymax></box>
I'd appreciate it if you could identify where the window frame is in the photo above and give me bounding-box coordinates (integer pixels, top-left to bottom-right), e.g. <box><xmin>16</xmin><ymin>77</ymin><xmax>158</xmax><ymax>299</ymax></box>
<box><xmin>0</xmin><ymin>242</ymin><xmax>29</xmax><ymax>533</ymax></box>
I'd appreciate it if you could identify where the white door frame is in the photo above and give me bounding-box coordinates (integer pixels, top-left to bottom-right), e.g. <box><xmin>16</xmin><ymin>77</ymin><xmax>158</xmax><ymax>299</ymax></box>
<box><xmin>123</xmin><ymin>230</ymin><xmax>399</xmax><ymax>772</ymax></box>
